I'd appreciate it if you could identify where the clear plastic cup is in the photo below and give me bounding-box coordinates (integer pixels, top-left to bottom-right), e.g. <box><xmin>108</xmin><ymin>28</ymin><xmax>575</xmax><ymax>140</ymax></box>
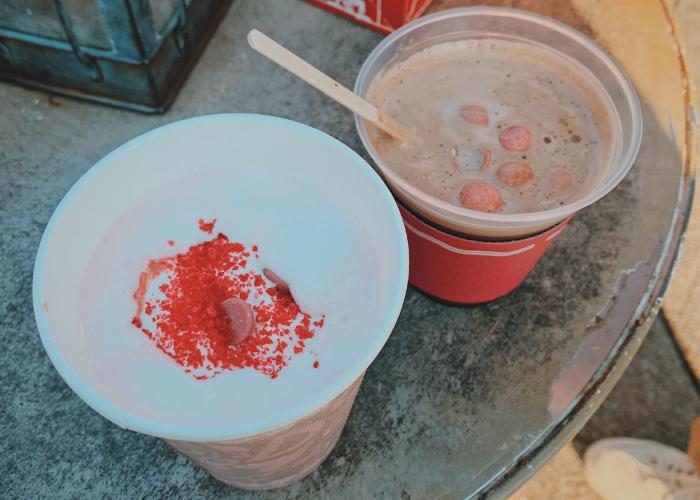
<box><xmin>354</xmin><ymin>7</ymin><xmax>642</xmax><ymax>239</ymax></box>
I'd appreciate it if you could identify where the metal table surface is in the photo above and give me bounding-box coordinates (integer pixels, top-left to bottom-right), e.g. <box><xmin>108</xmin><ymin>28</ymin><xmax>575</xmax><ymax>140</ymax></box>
<box><xmin>0</xmin><ymin>0</ymin><xmax>692</xmax><ymax>498</ymax></box>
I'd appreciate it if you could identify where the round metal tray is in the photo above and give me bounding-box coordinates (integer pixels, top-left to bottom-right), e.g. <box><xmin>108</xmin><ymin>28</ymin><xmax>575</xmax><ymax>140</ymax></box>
<box><xmin>0</xmin><ymin>0</ymin><xmax>692</xmax><ymax>498</ymax></box>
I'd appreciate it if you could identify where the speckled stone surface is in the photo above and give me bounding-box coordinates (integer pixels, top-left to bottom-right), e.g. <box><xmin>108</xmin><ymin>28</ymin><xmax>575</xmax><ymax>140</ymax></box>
<box><xmin>0</xmin><ymin>0</ymin><xmax>690</xmax><ymax>498</ymax></box>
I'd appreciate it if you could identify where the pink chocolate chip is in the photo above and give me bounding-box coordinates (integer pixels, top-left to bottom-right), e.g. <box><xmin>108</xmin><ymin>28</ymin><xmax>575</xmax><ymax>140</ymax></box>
<box><xmin>499</xmin><ymin>126</ymin><xmax>533</xmax><ymax>151</ymax></box>
<box><xmin>459</xmin><ymin>105</ymin><xmax>489</xmax><ymax>126</ymax></box>
<box><xmin>221</xmin><ymin>297</ymin><xmax>255</xmax><ymax>346</ymax></box>
<box><xmin>550</xmin><ymin>169</ymin><xmax>573</xmax><ymax>192</ymax></box>
<box><xmin>449</xmin><ymin>147</ymin><xmax>492</xmax><ymax>172</ymax></box>
<box><xmin>263</xmin><ymin>268</ymin><xmax>290</xmax><ymax>294</ymax></box>
<box><xmin>459</xmin><ymin>182</ymin><xmax>503</xmax><ymax>213</ymax></box>
<box><xmin>496</xmin><ymin>162</ymin><xmax>535</xmax><ymax>188</ymax></box>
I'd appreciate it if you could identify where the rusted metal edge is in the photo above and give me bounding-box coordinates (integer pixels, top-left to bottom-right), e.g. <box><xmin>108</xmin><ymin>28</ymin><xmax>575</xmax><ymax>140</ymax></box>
<box><xmin>659</xmin><ymin>0</ymin><xmax>696</xmax><ymax>182</ymax></box>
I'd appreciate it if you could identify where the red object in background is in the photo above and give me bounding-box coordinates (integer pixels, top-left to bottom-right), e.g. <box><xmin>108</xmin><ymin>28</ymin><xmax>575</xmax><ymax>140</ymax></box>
<box><xmin>399</xmin><ymin>205</ymin><xmax>571</xmax><ymax>304</ymax></box>
<box><xmin>305</xmin><ymin>0</ymin><xmax>433</xmax><ymax>33</ymax></box>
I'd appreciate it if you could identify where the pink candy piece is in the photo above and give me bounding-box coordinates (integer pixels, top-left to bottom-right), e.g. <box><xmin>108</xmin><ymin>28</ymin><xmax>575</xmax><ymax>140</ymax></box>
<box><xmin>550</xmin><ymin>169</ymin><xmax>573</xmax><ymax>192</ymax></box>
<box><xmin>480</xmin><ymin>149</ymin><xmax>493</xmax><ymax>171</ymax></box>
<box><xmin>499</xmin><ymin>126</ymin><xmax>533</xmax><ymax>151</ymax></box>
<box><xmin>263</xmin><ymin>267</ymin><xmax>290</xmax><ymax>294</ymax></box>
<box><xmin>496</xmin><ymin>162</ymin><xmax>535</xmax><ymax>188</ymax></box>
<box><xmin>449</xmin><ymin>147</ymin><xmax>492</xmax><ymax>172</ymax></box>
<box><xmin>459</xmin><ymin>182</ymin><xmax>503</xmax><ymax>213</ymax></box>
<box><xmin>221</xmin><ymin>297</ymin><xmax>255</xmax><ymax>346</ymax></box>
<box><xmin>459</xmin><ymin>105</ymin><xmax>489</xmax><ymax>126</ymax></box>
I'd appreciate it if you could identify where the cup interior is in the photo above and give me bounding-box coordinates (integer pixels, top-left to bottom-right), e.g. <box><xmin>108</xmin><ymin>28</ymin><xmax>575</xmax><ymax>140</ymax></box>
<box><xmin>355</xmin><ymin>7</ymin><xmax>642</xmax><ymax>238</ymax></box>
<box><xmin>33</xmin><ymin>114</ymin><xmax>408</xmax><ymax>441</ymax></box>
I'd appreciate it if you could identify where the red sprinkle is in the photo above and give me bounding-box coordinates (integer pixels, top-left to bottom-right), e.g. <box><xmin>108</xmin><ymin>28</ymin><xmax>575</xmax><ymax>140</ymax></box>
<box><xmin>313</xmin><ymin>360</ymin><xmax>319</xmax><ymax>368</ymax></box>
<box><xmin>131</xmin><ymin>227</ymin><xmax>324</xmax><ymax>380</ymax></box>
<box><xmin>197</xmin><ymin>218</ymin><xmax>217</xmax><ymax>234</ymax></box>
<box><xmin>167</xmin><ymin>240</ymin><xmax>175</xmax><ymax>246</ymax></box>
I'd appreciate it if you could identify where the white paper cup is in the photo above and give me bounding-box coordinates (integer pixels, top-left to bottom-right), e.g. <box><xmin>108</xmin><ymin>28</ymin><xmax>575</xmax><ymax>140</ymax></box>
<box><xmin>165</xmin><ymin>376</ymin><xmax>363</xmax><ymax>489</ymax></box>
<box><xmin>33</xmin><ymin>114</ymin><xmax>408</xmax><ymax>489</ymax></box>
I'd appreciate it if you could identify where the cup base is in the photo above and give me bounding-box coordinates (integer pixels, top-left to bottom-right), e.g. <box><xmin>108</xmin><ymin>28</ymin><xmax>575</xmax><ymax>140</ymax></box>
<box><xmin>208</xmin><ymin>433</ymin><xmax>340</xmax><ymax>490</ymax></box>
<box><xmin>399</xmin><ymin>203</ymin><xmax>571</xmax><ymax>304</ymax></box>
<box><xmin>164</xmin><ymin>375</ymin><xmax>364</xmax><ymax>490</ymax></box>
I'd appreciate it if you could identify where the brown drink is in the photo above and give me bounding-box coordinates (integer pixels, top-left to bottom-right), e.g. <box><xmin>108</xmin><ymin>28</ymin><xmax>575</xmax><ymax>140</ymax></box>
<box><xmin>366</xmin><ymin>38</ymin><xmax>615</xmax><ymax>216</ymax></box>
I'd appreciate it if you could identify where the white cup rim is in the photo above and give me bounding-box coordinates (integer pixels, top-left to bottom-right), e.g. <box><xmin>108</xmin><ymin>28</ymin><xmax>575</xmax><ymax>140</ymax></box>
<box><xmin>33</xmin><ymin>114</ymin><xmax>409</xmax><ymax>441</ymax></box>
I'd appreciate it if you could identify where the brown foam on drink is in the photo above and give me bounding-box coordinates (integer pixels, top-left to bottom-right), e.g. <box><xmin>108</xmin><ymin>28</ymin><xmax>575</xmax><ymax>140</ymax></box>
<box><xmin>366</xmin><ymin>38</ymin><xmax>616</xmax><ymax>214</ymax></box>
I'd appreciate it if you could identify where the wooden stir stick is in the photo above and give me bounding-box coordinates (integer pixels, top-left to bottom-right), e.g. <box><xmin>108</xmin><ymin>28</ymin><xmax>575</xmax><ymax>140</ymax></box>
<box><xmin>247</xmin><ymin>29</ymin><xmax>412</xmax><ymax>144</ymax></box>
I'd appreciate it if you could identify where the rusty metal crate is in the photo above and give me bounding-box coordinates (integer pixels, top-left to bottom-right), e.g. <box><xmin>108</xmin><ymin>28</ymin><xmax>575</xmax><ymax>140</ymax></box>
<box><xmin>0</xmin><ymin>0</ymin><xmax>233</xmax><ymax>113</ymax></box>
